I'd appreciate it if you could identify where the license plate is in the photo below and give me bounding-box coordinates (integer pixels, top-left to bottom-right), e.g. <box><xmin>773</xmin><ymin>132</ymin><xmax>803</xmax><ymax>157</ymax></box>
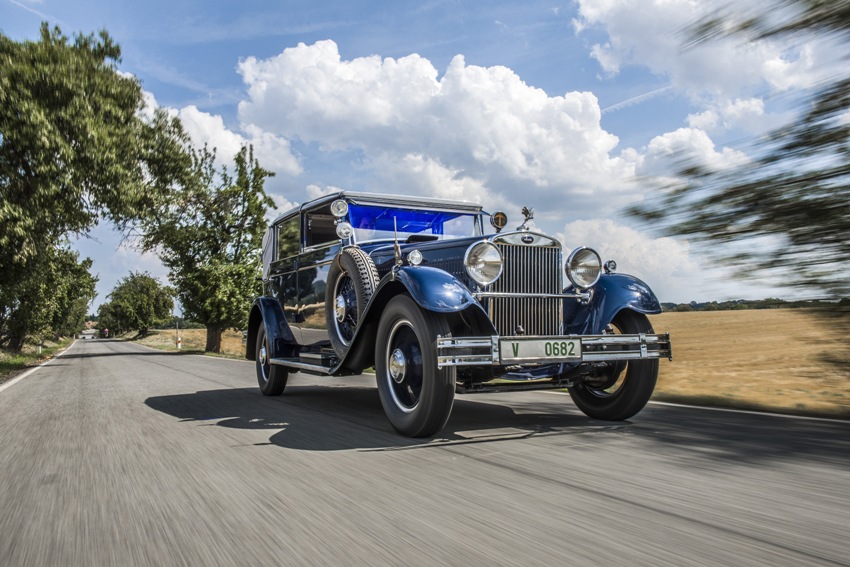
<box><xmin>499</xmin><ymin>338</ymin><xmax>582</xmax><ymax>363</ymax></box>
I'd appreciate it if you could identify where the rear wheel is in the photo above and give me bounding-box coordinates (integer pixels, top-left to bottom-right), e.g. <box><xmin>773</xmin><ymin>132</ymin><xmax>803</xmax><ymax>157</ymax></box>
<box><xmin>256</xmin><ymin>325</ymin><xmax>288</xmax><ymax>396</ymax></box>
<box><xmin>569</xmin><ymin>310</ymin><xmax>658</xmax><ymax>420</ymax></box>
<box><xmin>375</xmin><ymin>295</ymin><xmax>456</xmax><ymax>437</ymax></box>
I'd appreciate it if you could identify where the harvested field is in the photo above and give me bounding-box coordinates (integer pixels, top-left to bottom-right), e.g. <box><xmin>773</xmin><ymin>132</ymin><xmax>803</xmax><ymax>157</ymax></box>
<box><xmin>650</xmin><ymin>310</ymin><xmax>850</xmax><ymax>418</ymax></box>
<box><xmin>135</xmin><ymin>309</ymin><xmax>850</xmax><ymax>418</ymax></box>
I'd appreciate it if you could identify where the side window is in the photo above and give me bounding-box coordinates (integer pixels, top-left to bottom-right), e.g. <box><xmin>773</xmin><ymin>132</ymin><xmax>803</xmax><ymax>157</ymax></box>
<box><xmin>276</xmin><ymin>216</ymin><xmax>300</xmax><ymax>260</ymax></box>
<box><xmin>304</xmin><ymin>210</ymin><xmax>338</xmax><ymax>248</ymax></box>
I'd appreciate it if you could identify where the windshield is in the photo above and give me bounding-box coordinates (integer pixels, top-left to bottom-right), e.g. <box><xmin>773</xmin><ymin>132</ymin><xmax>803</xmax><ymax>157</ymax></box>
<box><xmin>348</xmin><ymin>204</ymin><xmax>480</xmax><ymax>243</ymax></box>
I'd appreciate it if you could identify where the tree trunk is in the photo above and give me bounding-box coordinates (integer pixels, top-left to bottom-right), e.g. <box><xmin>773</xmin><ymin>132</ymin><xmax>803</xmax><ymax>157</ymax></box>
<box><xmin>205</xmin><ymin>325</ymin><xmax>223</xmax><ymax>353</ymax></box>
<box><xmin>7</xmin><ymin>333</ymin><xmax>26</xmax><ymax>353</ymax></box>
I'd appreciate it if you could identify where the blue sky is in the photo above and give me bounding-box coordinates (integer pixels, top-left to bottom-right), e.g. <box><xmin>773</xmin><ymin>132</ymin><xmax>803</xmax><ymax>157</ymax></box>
<box><xmin>3</xmin><ymin>0</ymin><xmax>835</xmax><ymax>308</ymax></box>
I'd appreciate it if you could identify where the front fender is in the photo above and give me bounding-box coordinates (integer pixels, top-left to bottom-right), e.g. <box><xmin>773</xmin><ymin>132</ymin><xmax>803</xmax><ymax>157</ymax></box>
<box><xmin>382</xmin><ymin>266</ymin><xmax>479</xmax><ymax>312</ymax></box>
<box><xmin>245</xmin><ymin>296</ymin><xmax>298</xmax><ymax>360</ymax></box>
<box><xmin>564</xmin><ymin>273</ymin><xmax>662</xmax><ymax>335</ymax></box>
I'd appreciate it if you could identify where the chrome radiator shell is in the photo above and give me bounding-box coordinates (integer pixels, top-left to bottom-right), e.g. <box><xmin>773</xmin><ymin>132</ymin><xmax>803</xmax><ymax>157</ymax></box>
<box><xmin>486</xmin><ymin>234</ymin><xmax>563</xmax><ymax>337</ymax></box>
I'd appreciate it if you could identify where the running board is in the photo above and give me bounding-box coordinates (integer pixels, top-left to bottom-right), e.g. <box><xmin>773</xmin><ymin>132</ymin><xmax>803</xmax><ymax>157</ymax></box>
<box><xmin>270</xmin><ymin>357</ymin><xmax>334</xmax><ymax>376</ymax></box>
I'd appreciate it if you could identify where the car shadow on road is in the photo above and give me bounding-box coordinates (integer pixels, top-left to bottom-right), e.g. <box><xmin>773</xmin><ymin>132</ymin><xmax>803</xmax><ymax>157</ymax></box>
<box><xmin>144</xmin><ymin>385</ymin><xmax>611</xmax><ymax>452</ymax></box>
<box><xmin>145</xmin><ymin>384</ymin><xmax>850</xmax><ymax>463</ymax></box>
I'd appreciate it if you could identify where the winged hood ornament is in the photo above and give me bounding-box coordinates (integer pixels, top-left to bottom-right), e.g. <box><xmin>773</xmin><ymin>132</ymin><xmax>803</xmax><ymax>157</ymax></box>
<box><xmin>517</xmin><ymin>206</ymin><xmax>534</xmax><ymax>231</ymax></box>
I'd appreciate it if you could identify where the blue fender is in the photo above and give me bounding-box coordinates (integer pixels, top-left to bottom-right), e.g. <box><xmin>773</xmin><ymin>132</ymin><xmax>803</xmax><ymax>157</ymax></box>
<box><xmin>563</xmin><ymin>273</ymin><xmax>662</xmax><ymax>335</ymax></box>
<box><xmin>380</xmin><ymin>266</ymin><xmax>479</xmax><ymax>312</ymax></box>
<box><xmin>245</xmin><ymin>296</ymin><xmax>298</xmax><ymax>360</ymax></box>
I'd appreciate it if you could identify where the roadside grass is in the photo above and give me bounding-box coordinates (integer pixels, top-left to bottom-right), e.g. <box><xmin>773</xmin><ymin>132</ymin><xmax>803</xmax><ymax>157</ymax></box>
<box><xmin>133</xmin><ymin>329</ymin><xmax>245</xmax><ymax>359</ymax></box>
<box><xmin>128</xmin><ymin>309</ymin><xmax>850</xmax><ymax>420</ymax></box>
<box><xmin>0</xmin><ymin>337</ymin><xmax>74</xmax><ymax>385</ymax></box>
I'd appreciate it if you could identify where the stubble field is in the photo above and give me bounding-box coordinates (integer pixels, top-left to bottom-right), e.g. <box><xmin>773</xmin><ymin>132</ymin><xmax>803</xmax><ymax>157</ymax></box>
<box><xmin>138</xmin><ymin>309</ymin><xmax>850</xmax><ymax>419</ymax></box>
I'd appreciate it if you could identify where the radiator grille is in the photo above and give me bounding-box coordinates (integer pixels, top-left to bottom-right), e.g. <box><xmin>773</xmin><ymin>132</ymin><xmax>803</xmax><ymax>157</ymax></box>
<box><xmin>490</xmin><ymin>240</ymin><xmax>563</xmax><ymax>336</ymax></box>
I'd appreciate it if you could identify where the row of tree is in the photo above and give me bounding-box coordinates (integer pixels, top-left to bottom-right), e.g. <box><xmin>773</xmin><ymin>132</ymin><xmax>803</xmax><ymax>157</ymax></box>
<box><xmin>662</xmin><ymin>298</ymin><xmax>850</xmax><ymax>312</ymax></box>
<box><xmin>1</xmin><ymin>24</ymin><xmax>272</xmax><ymax>352</ymax></box>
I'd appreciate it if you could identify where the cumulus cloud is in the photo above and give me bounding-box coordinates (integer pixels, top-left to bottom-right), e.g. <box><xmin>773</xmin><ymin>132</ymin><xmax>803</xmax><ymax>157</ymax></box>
<box><xmin>574</xmin><ymin>0</ymin><xmax>834</xmax><ymax>98</ymax></box>
<box><xmin>236</xmin><ymin>40</ymin><xmax>640</xmax><ymax>217</ymax></box>
<box><xmin>178</xmin><ymin>106</ymin><xmax>301</xmax><ymax>176</ymax></box>
<box><xmin>644</xmin><ymin>127</ymin><xmax>748</xmax><ymax>171</ymax></box>
<box><xmin>573</xmin><ymin>0</ymin><xmax>842</xmax><ymax>148</ymax></box>
<box><xmin>558</xmin><ymin>219</ymin><xmax>701</xmax><ymax>302</ymax></box>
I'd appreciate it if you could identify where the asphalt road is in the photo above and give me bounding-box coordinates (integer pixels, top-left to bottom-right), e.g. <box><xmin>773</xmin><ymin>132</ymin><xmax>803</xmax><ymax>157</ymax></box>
<box><xmin>1</xmin><ymin>339</ymin><xmax>848</xmax><ymax>567</ymax></box>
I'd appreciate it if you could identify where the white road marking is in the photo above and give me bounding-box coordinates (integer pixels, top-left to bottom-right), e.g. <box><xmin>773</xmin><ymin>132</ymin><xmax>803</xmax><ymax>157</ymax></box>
<box><xmin>0</xmin><ymin>340</ymin><xmax>78</xmax><ymax>394</ymax></box>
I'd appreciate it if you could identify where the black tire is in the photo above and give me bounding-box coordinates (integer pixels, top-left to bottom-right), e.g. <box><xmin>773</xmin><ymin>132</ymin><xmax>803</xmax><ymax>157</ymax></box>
<box><xmin>375</xmin><ymin>295</ymin><xmax>456</xmax><ymax>437</ymax></box>
<box><xmin>569</xmin><ymin>310</ymin><xmax>658</xmax><ymax>421</ymax></box>
<box><xmin>256</xmin><ymin>325</ymin><xmax>288</xmax><ymax>396</ymax></box>
<box><xmin>326</xmin><ymin>248</ymin><xmax>379</xmax><ymax>357</ymax></box>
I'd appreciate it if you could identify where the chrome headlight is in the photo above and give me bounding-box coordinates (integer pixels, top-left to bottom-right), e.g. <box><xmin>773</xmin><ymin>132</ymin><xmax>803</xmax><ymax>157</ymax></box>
<box><xmin>335</xmin><ymin>222</ymin><xmax>353</xmax><ymax>239</ymax></box>
<box><xmin>464</xmin><ymin>241</ymin><xmax>503</xmax><ymax>286</ymax></box>
<box><xmin>566</xmin><ymin>247</ymin><xmax>601</xmax><ymax>289</ymax></box>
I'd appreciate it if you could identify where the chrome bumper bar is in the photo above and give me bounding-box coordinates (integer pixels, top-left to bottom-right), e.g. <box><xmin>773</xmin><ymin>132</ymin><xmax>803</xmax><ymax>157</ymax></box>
<box><xmin>436</xmin><ymin>333</ymin><xmax>672</xmax><ymax>369</ymax></box>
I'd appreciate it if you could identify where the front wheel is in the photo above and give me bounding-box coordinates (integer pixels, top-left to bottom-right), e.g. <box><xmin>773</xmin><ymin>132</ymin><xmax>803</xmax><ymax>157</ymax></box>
<box><xmin>375</xmin><ymin>295</ymin><xmax>456</xmax><ymax>437</ymax></box>
<box><xmin>256</xmin><ymin>325</ymin><xmax>288</xmax><ymax>396</ymax></box>
<box><xmin>569</xmin><ymin>310</ymin><xmax>658</xmax><ymax>421</ymax></box>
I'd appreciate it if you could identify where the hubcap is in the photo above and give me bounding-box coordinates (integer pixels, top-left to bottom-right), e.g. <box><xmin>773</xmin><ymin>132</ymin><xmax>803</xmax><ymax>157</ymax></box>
<box><xmin>385</xmin><ymin>319</ymin><xmax>422</xmax><ymax>413</ymax></box>
<box><xmin>259</xmin><ymin>344</ymin><xmax>269</xmax><ymax>383</ymax></box>
<box><xmin>335</xmin><ymin>294</ymin><xmax>347</xmax><ymax>323</ymax></box>
<box><xmin>389</xmin><ymin>348</ymin><xmax>407</xmax><ymax>383</ymax></box>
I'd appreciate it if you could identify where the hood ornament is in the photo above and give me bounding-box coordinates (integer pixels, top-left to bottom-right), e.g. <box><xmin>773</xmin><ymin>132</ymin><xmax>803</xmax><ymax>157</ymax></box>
<box><xmin>517</xmin><ymin>207</ymin><xmax>534</xmax><ymax>231</ymax></box>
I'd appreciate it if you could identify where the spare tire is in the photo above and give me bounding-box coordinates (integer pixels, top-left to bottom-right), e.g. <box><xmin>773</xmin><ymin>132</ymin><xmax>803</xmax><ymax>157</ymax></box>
<box><xmin>326</xmin><ymin>247</ymin><xmax>379</xmax><ymax>357</ymax></box>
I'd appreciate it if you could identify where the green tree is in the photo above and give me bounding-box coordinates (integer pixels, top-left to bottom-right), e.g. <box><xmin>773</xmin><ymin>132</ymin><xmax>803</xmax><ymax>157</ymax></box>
<box><xmin>0</xmin><ymin>23</ymin><xmax>190</xmax><ymax>347</ymax></box>
<box><xmin>0</xmin><ymin>244</ymin><xmax>96</xmax><ymax>351</ymax></box>
<box><xmin>103</xmin><ymin>272</ymin><xmax>173</xmax><ymax>336</ymax></box>
<box><xmin>139</xmin><ymin>145</ymin><xmax>274</xmax><ymax>352</ymax></box>
<box><xmin>629</xmin><ymin>0</ymin><xmax>850</xmax><ymax>298</ymax></box>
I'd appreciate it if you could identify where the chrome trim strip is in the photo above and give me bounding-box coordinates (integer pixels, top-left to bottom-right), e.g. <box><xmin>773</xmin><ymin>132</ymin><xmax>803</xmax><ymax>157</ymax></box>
<box><xmin>474</xmin><ymin>291</ymin><xmax>590</xmax><ymax>300</ymax></box>
<box><xmin>269</xmin><ymin>358</ymin><xmax>334</xmax><ymax>374</ymax></box>
<box><xmin>436</xmin><ymin>333</ymin><xmax>672</xmax><ymax>368</ymax></box>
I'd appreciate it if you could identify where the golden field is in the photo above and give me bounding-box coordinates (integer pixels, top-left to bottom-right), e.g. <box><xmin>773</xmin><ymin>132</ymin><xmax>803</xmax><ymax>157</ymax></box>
<box><xmin>649</xmin><ymin>310</ymin><xmax>850</xmax><ymax>418</ymax></box>
<box><xmin>137</xmin><ymin>309</ymin><xmax>850</xmax><ymax>419</ymax></box>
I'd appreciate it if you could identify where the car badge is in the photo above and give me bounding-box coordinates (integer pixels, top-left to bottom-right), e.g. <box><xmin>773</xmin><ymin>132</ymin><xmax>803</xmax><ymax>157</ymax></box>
<box><xmin>521</xmin><ymin>235</ymin><xmax>534</xmax><ymax>244</ymax></box>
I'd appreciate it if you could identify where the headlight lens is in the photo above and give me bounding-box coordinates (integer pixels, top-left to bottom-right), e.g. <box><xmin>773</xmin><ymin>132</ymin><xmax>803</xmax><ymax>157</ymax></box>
<box><xmin>464</xmin><ymin>241</ymin><xmax>503</xmax><ymax>286</ymax></box>
<box><xmin>335</xmin><ymin>222</ymin><xmax>353</xmax><ymax>239</ymax></box>
<box><xmin>566</xmin><ymin>247</ymin><xmax>602</xmax><ymax>289</ymax></box>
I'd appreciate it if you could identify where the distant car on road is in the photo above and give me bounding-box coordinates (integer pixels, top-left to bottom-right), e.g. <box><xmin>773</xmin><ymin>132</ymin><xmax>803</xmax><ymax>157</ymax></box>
<box><xmin>245</xmin><ymin>192</ymin><xmax>672</xmax><ymax>437</ymax></box>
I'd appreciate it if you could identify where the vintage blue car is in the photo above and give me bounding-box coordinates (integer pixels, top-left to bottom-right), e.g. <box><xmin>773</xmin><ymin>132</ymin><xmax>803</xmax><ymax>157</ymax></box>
<box><xmin>245</xmin><ymin>192</ymin><xmax>672</xmax><ymax>437</ymax></box>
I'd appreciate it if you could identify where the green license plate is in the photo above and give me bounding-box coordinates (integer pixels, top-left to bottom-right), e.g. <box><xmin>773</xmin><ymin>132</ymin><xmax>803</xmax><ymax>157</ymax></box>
<box><xmin>499</xmin><ymin>338</ymin><xmax>582</xmax><ymax>363</ymax></box>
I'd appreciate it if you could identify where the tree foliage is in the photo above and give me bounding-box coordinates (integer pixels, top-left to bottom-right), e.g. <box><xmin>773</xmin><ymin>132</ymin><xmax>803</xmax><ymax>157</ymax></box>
<box><xmin>0</xmin><ymin>244</ymin><xmax>96</xmax><ymax>351</ymax></box>
<box><xmin>139</xmin><ymin>145</ymin><xmax>274</xmax><ymax>352</ymax></box>
<box><xmin>0</xmin><ymin>24</ymin><xmax>190</xmax><ymax>348</ymax></box>
<box><xmin>629</xmin><ymin>0</ymin><xmax>850</xmax><ymax>298</ymax></box>
<box><xmin>98</xmin><ymin>272</ymin><xmax>173</xmax><ymax>336</ymax></box>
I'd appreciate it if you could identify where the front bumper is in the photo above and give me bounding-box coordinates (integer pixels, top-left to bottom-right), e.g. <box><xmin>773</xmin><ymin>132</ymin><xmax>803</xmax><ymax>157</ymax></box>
<box><xmin>436</xmin><ymin>333</ymin><xmax>672</xmax><ymax>368</ymax></box>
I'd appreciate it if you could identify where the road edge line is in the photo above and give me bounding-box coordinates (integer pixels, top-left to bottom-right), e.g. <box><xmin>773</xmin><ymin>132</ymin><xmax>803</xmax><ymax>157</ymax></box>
<box><xmin>541</xmin><ymin>390</ymin><xmax>849</xmax><ymax>424</ymax></box>
<box><xmin>0</xmin><ymin>340</ymin><xmax>78</xmax><ymax>394</ymax></box>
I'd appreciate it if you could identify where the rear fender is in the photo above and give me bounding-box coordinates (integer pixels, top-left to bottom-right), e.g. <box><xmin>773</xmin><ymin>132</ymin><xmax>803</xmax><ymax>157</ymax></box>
<box><xmin>245</xmin><ymin>297</ymin><xmax>298</xmax><ymax>360</ymax></box>
<box><xmin>563</xmin><ymin>273</ymin><xmax>662</xmax><ymax>335</ymax></box>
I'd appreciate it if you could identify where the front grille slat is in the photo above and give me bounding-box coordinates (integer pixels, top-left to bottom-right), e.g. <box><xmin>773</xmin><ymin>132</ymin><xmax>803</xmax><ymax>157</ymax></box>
<box><xmin>490</xmin><ymin>239</ymin><xmax>562</xmax><ymax>337</ymax></box>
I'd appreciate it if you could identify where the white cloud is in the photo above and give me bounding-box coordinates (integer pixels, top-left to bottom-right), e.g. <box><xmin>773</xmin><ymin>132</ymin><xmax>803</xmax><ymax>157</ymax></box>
<box><xmin>178</xmin><ymin>106</ymin><xmax>302</xmax><ymax>176</ymax></box>
<box><xmin>236</xmin><ymin>40</ymin><xmax>640</xmax><ymax>217</ymax></box>
<box><xmin>574</xmin><ymin>0</ymin><xmax>842</xmax><ymax>139</ymax></box>
<box><xmin>638</xmin><ymin>127</ymin><xmax>749</xmax><ymax>178</ymax></box>
<box><xmin>558</xmin><ymin>219</ymin><xmax>701</xmax><ymax>302</ymax></box>
<box><xmin>305</xmin><ymin>183</ymin><xmax>343</xmax><ymax>200</ymax></box>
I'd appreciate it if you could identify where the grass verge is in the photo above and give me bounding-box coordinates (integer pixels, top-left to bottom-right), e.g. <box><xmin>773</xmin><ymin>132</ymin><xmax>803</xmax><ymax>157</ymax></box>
<box><xmin>0</xmin><ymin>337</ymin><xmax>74</xmax><ymax>385</ymax></box>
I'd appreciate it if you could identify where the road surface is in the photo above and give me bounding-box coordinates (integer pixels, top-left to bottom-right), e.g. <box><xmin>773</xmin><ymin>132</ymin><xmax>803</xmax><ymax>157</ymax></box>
<box><xmin>1</xmin><ymin>339</ymin><xmax>848</xmax><ymax>566</ymax></box>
